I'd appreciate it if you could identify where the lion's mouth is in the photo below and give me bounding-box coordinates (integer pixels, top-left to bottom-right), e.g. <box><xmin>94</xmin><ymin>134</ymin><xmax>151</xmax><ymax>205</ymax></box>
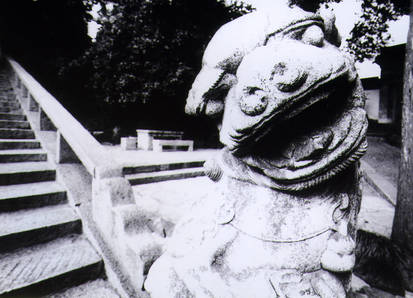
<box><xmin>254</xmin><ymin>77</ymin><xmax>352</xmax><ymax>156</ymax></box>
<box><xmin>276</xmin><ymin>67</ymin><xmax>351</xmax><ymax>123</ymax></box>
<box><xmin>236</xmin><ymin>73</ymin><xmax>368</xmax><ymax>190</ymax></box>
<box><xmin>234</xmin><ymin>69</ymin><xmax>355</xmax><ymax>157</ymax></box>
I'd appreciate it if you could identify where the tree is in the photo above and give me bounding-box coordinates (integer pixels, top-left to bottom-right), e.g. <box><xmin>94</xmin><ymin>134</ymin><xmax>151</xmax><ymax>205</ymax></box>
<box><xmin>391</xmin><ymin>1</ymin><xmax>413</xmax><ymax>289</ymax></box>
<box><xmin>347</xmin><ymin>0</ymin><xmax>409</xmax><ymax>61</ymax></box>
<box><xmin>342</xmin><ymin>0</ymin><xmax>413</xmax><ymax>291</ymax></box>
<box><xmin>75</xmin><ymin>0</ymin><xmax>251</xmax><ymax>141</ymax></box>
<box><xmin>85</xmin><ymin>0</ymin><xmax>250</xmax><ymax>104</ymax></box>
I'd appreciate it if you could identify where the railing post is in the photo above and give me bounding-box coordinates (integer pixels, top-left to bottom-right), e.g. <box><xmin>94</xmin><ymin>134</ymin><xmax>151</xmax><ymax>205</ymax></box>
<box><xmin>56</xmin><ymin>131</ymin><xmax>80</xmax><ymax>163</ymax></box>
<box><xmin>14</xmin><ymin>73</ymin><xmax>18</xmax><ymax>89</ymax></box>
<box><xmin>20</xmin><ymin>86</ymin><xmax>29</xmax><ymax>107</ymax></box>
<box><xmin>29</xmin><ymin>94</ymin><xmax>39</xmax><ymax>112</ymax></box>
<box><xmin>15</xmin><ymin>77</ymin><xmax>23</xmax><ymax>100</ymax></box>
<box><xmin>39</xmin><ymin>108</ymin><xmax>56</xmax><ymax>131</ymax></box>
<box><xmin>22</xmin><ymin>85</ymin><xmax>28</xmax><ymax>98</ymax></box>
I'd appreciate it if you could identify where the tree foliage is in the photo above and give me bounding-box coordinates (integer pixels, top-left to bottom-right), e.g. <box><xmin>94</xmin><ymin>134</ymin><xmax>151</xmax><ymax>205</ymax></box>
<box><xmin>82</xmin><ymin>0</ymin><xmax>251</xmax><ymax>105</ymax></box>
<box><xmin>347</xmin><ymin>0</ymin><xmax>409</xmax><ymax>62</ymax></box>
<box><xmin>82</xmin><ymin>0</ymin><xmax>409</xmax><ymax>112</ymax></box>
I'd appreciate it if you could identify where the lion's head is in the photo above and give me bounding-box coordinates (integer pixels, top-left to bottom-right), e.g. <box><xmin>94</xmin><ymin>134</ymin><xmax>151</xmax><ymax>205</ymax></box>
<box><xmin>186</xmin><ymin>4</ymin><xmax>367</xmax><ymax>191</ymax></box>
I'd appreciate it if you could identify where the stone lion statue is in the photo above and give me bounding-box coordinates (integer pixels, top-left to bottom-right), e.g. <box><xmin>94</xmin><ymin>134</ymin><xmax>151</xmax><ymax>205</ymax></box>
<box><xmin>145</xmin><ymin>1</ymin><xmax>368</xmax><ymax>297</ymax></box>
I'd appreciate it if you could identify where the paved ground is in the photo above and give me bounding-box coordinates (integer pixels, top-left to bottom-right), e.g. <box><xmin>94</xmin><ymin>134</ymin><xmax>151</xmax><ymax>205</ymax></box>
<box><xmin>53</xmin><ymin>134</ymin><xmax>407</xmax><ymax>296</ymax></box>
<box><xmin>129</xmin><ymin>136</ymin><xmax>408</xmax><ymax>297</ymax></box>
<box><xmin>361</xmin><ymin>136</ymin><xmax>400</xmax><ymax>206</ymax></box>
<box><xmin>357</xmin><ymin>136</ymin><xmax>400</xmax><ymax>237</ymax></box>
<box><xmin>362</xmin><ymin>136</ymin><xmax>400</xmax><ymax>187</ymax></box>
<box><xmin>358</xmin><ymin>180</ymin><xmax>395</xmax><ymax>238</ymax></box>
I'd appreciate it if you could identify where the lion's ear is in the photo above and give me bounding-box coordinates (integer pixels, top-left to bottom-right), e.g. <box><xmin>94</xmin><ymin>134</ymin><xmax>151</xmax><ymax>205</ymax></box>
<box><xmin>185</xmin><ymin>67</ymin><xmax>224</xmax><ymax>115</ymax></box>
<box><xmin>203</xmin><ymin>73</ymin><xmax>237</xmax><ymax>117</ymax></box>
<box><xmin>185</xmin><ymin>69</ymin><xmax>236</xmax><ymax>117</ymax></box>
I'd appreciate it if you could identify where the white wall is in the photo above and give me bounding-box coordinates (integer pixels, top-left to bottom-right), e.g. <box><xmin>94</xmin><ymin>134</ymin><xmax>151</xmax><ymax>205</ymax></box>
<box><xmin>364</xmin><ymin>89</ymin><xmax>380</xmax><ymax>120</ymax></box>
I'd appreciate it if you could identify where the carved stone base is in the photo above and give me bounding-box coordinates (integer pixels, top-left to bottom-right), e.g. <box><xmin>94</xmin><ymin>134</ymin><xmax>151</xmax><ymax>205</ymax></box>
<box><xmin>145</xmin><ymin>163</ymin><xmax>361</xmax><ymax>297</ymax></box>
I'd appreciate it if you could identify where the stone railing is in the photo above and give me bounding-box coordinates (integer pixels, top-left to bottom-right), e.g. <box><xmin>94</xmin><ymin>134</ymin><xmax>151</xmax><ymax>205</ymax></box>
<box><xmin>7</xmin><ymin>57</ymin><xmax>121</xmax><ymax>179</ymax></box>
<box><xmin>6</xmin><ymin>57</ymin><xmax>157</xmax><ymax>297</ymax></box>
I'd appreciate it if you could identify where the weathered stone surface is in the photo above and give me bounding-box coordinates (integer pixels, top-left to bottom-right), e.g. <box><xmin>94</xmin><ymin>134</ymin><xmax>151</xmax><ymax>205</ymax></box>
<box><xmin>0</xmin><ymin>71</ymin><xmax>105</xmax><ymax>296</ymax></box>
<box><xmin>145</xmin><ymin>1</ymin><xmax>368</xmax><ymax>297</ymax></box>
<box><xmin>46</xmin><ymin>278</ymin><xmax>120</xmax><ymax>298</ymax></box>
<box><xmin>92</xmin><ymin>177</ymin><xmax>135</xmax><ymax>239</ymax></box>
<box><xmin>0</xmin><ymin>235</ymin><xmax>102</xmax><ymax>296</ymax></box>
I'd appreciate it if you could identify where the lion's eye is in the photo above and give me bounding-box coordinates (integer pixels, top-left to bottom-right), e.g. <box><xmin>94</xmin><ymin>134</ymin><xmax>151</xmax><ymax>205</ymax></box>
<box><xmin>244</xmin><ymin>86</ymin><xmax>264</xmax><ymax>95</ymax></box>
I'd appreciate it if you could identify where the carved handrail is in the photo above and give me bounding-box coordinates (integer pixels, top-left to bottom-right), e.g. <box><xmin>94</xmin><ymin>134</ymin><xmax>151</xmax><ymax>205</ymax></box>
<box><xmin>7</xmin><ymin>57</ymin><xmax>121</xmax><ymax>179</ymax></box>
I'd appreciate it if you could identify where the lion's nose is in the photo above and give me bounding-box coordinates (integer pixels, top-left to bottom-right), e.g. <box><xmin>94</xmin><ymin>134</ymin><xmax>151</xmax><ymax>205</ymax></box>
<box><xmin>272</xmin><ymin>62</ymin><xmax>308</xmax><ymax>93</ymax></box>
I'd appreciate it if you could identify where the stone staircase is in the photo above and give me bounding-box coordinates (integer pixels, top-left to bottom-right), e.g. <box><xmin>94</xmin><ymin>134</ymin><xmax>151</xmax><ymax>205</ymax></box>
<box><xmin>0</xmin><ymin>74</ymin><xmax>110</xmax><ymax>297</ymax></box>
<box><xmin>124</xmin><ymin>161</ymin><xmax>205</xmax><ymax>185</ymax></box>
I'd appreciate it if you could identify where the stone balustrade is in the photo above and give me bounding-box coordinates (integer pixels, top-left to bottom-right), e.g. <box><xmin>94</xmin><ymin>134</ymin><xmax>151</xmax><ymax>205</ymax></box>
<box><xmin>6</xmin><ymin>57</ymin><xmax>142</xmax><ymax>296</ymax></box>
<box><xmin>5</xmin><ymin>57</ymin><xmax>195</xmax><ymax>296</ymax></box>
<box><xmin>6</xmin><ymin>57</ymin><xmax>121</xmax><ymax>179</ymax></box>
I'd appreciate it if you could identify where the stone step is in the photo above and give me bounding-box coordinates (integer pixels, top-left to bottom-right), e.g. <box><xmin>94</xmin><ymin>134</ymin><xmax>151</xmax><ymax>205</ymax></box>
<box><xmin>0</xmin><ymin>235</ymin><xmax>103</xmax><ymax>297</ymax></box>
<box><xmin>0</xmin><ymin>161</ymin><xmax>56</xmax><ymax>185</ymax></box>
<box><xmin>0</xmin><ymin>128</ymin><xmax>35</xmax><ymax>139</ymax></box>
<box><xmin>0</xmin><ymin>98</ymin><xmax>15</xmax><ymax>103</ymax></box>
<box><xmin>0</xmin><ymin>113</ymin><xmax>25</xmax><ymax>121</ymax></box>
<box><xmin>0</xmin><ymin>181</ymin><xmax>67</xmax><ymax>212</ymax></box>
<box><xmin>0</xmin><ymin>139</ymin><xmax>41</xmax><ymax>150</ymax></box>
<box><xmin>0</xmin><ymin>101</ymin><xmax>20</xmax><ymax>109</ymax></box>
<box><xmin>0</xmin><ymin>120</ymin><xmax>29</xmax><ymax>129</ymax></box>
<box><xmin>123</xmin><ymin>160</ymin><xmax>205</xmax><ymax>175</ymax></box>
<box><xmin>0</xmin><ymin>205</ymin><xmax>81</xmax><ymax>253</ymax></box>
<box><xmin>0</xmin><ymin>106</ymin><xmax>20</xmax><ymax>113</ymax></box>
<box><xmin>44</xmin><ymin>278</ymin><xmax>120</xmax><ymax>298</ymax></box>
<box><xmin>0</xmin><ymin>149</ymin><xmax>47</xmax><ymax>163</ymax></box>
<box><xmin>0</xmin><ymin>94</ymin><xmax>14</xmax><ymax>99</ymax></box>
<box><xmin>126</xmin><ymin>166</ymin><xmax>205</xmax><ymax>185</ymax></box>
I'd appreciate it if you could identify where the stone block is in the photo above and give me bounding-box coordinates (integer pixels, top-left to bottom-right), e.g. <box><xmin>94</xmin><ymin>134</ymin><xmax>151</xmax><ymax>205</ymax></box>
<box><xmin>152</xmin><ymin>139</ymin><xmax>193</xmax><ymax>152</ymax></box>
<box><xmin>137</xmin><ymin>130</ymin><xmax>152</xmax><ymax>150</ymax></box>
<box><xmin>39</xmin><ymin>109</ymin><xmax>56</xmax><ymax>131</ymax></box>
<box><xmin>22</xmin><ymin>85</ymin><xmax>28</xmax><ymax>99</ymax></box>
<box><xmin>120</xmin><ymin>137</ymin><xmax>137</xmax><ymax>150</ymax></box>
<box><xmin>29</xmin><ymin>95</ymin><xmax>39</xmax><ymax>112</ymax></box>
<box><xmin>111</xmin><ymin>205</ymin><xmax>167</xmax><ymax>290</ymax></box>
<box><xmin>56</xmin><ymin>131</ymin><xmax>80</xmax><ymax>164</ymax></box>
<box><xmin>92</xmin><ymin>179</ymin><xmax>169</xmax><ymax>293</ymax></box>
<box><xmin>136</xmin><ymin>129</ymin><xmax>184</xmax><ymax>151</ymax></box>
<box><xmin>92</xmin><ymin>177</ymin><xmax>135</xmax><ymax>240</ymax></box>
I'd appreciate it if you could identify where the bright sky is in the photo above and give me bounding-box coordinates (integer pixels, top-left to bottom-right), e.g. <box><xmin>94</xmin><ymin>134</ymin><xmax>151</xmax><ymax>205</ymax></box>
<box><xmin>87</xmin><ymin>4</ymin><xmax>102</xmax><ymax>41</ymax></box>
<box><xmin>88</xmin><ymin>0</ymin><xmax>409</xmax><ymax>78</ymax></box>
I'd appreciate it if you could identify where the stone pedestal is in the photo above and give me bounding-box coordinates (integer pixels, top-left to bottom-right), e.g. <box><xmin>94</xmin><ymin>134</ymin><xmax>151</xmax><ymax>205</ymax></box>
<box><xmin>120</xmin><ymin>137</ymin><xmax>137</xmax><ymax>150</ymax></box>
<box><xmin>56</xmin><ymin>131</ymin><xmax>80</xmax><ymax>163</ymax></box>
<box><xmin>136</xmin><ymin>129</ymin><xmax>185</xmax><ymax>151</ymax></box>
<box><xmin>136</xmin><ymin>130</ymin><xmax>153</xmax><ymax>150</ymax></box>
